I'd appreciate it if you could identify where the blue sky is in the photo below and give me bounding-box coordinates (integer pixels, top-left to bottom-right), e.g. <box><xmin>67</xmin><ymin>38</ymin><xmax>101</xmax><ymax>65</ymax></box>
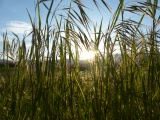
<box><xmin>0</xmin><ymin>0</ymin><xmax>118</xmax><ymax>54</ymax></box>
<box><xmin>0</xmin><ymin>0</ymin><xmax>159</xmax><ymax>59</ymax></box>
<box><xmin>0</xmin><ymin>0</ymin><xmax>34</xmax><ymax>54</ymax></box>
<box><xmin>0</xmin><ymin>0</ymin><xmax>35</xmax><ymax>33</ymax></box>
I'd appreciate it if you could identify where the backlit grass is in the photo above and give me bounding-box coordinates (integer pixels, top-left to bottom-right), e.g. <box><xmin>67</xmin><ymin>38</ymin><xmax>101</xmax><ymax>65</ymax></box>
<box><xmin>0</xmin><ymin>0</ymin><xmax>160</xmax><ymax>119</ymax></box>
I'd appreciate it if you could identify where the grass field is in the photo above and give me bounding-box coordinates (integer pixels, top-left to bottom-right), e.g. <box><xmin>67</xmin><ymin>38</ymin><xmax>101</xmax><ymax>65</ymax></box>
<box><xmin>0</xmin><ymin>0</ymin><xmax>160</xmax><ymax>119</ymax></box>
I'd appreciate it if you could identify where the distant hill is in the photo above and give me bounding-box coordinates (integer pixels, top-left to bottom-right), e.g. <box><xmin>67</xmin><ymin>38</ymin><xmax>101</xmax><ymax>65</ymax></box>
<box><xmin>0</xmin><ymin>59</ymin><xmax>14</xmax><ymax>62</ymax></box>
<box><xmin>0</xmin><ymin>54</ymin><xmax>122</xmax><ymax>69</ymax></box>
<box><xmin>0</xmin><ymin>59</ymin><xmax>16</xmax><ymax>67</ymax></box>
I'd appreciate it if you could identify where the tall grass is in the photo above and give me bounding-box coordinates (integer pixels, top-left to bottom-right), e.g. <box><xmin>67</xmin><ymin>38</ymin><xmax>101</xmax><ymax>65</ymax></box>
<box><xmin>0</xmin><ymin>0</ymin><xmax>160</xmax><ymax>119</ymax></box>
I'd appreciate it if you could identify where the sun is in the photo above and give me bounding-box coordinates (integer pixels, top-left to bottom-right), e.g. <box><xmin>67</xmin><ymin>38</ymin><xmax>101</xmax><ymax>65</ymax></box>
<box><xmin>80</xmin><ymin>50</ymin><xmax>96</xmax><ymax>60</ymax></box>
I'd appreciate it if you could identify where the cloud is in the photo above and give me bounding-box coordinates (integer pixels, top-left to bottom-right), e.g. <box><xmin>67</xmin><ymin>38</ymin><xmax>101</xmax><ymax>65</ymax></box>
<box><xmin>0</xmin><ymin>36</ymin><xmax>3</xmax><ymax>53</ymax></box>
<box><xmin>0</xmin><ymin>35</ymin><xmax>3</xmax><ymax>42</ymax></box>
<box><xmin>2</xmin><ymin>21</ymin><xmax>32</xmax><ymax>35</ymax></box>
<box><xmin>0</xmin><ymin>21</ymin><xmax>32</xmax><ymax>52</ymax></box>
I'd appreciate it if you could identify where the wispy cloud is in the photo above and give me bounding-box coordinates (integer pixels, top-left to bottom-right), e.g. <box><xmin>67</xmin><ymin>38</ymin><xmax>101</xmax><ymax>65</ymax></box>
<box><xmin>0</xmin><ymin>21</ymin><xmax>32</xmax><ymax>52</ymax></box>
<box><xmin>2</xmin><ymin>21</ymin><xmax>32</xmax><ymax>35</ymax></box>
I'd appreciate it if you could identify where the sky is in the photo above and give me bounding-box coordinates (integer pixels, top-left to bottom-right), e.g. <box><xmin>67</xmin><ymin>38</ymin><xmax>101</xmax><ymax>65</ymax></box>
<box><xmin>0</xmin><ymin>0</ymin><xmax>159</xmax><ymax>59</ymax></box>
<box><xmin>0</xmin><ymin>0</ymin><xmax>34</xmax><ymax>54</ymax></box>
<box><xmin>0</xmin><ymin>0</ymin><xmax>116</xmax><ymax>59</ymax></box>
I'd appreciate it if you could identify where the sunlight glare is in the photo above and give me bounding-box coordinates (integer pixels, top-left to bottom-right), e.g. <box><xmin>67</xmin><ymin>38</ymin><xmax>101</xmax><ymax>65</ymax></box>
<box><xmin>80</xmin><ymin>50</ymin><xmax>96</xmax><ymax>60</ymax></box>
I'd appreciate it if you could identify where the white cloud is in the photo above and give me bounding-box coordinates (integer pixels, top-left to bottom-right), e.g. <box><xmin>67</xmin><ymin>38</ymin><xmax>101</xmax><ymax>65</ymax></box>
<box><xmin>26</xmin><ymin>43</ymin><xmax>32</xmax><ymax>48</ymax></box>
<box><xmin>0</xmin><ymin>21</ymin><xmax>32</xmax><ymax>53</ymax></box>
<box><xmin>0</xmin><ymin>35</ymin><xmax>3</xmax><ymax>42</ymax></box>
<box><xmin>2</xmin><ymin>21</ymin><xmax>32</xmax><ymax>35</ymax></box>
<box><xmin>0</xmin><ymin>36</ymin><xmax>3</xmax><ymax>53</ymax></box>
